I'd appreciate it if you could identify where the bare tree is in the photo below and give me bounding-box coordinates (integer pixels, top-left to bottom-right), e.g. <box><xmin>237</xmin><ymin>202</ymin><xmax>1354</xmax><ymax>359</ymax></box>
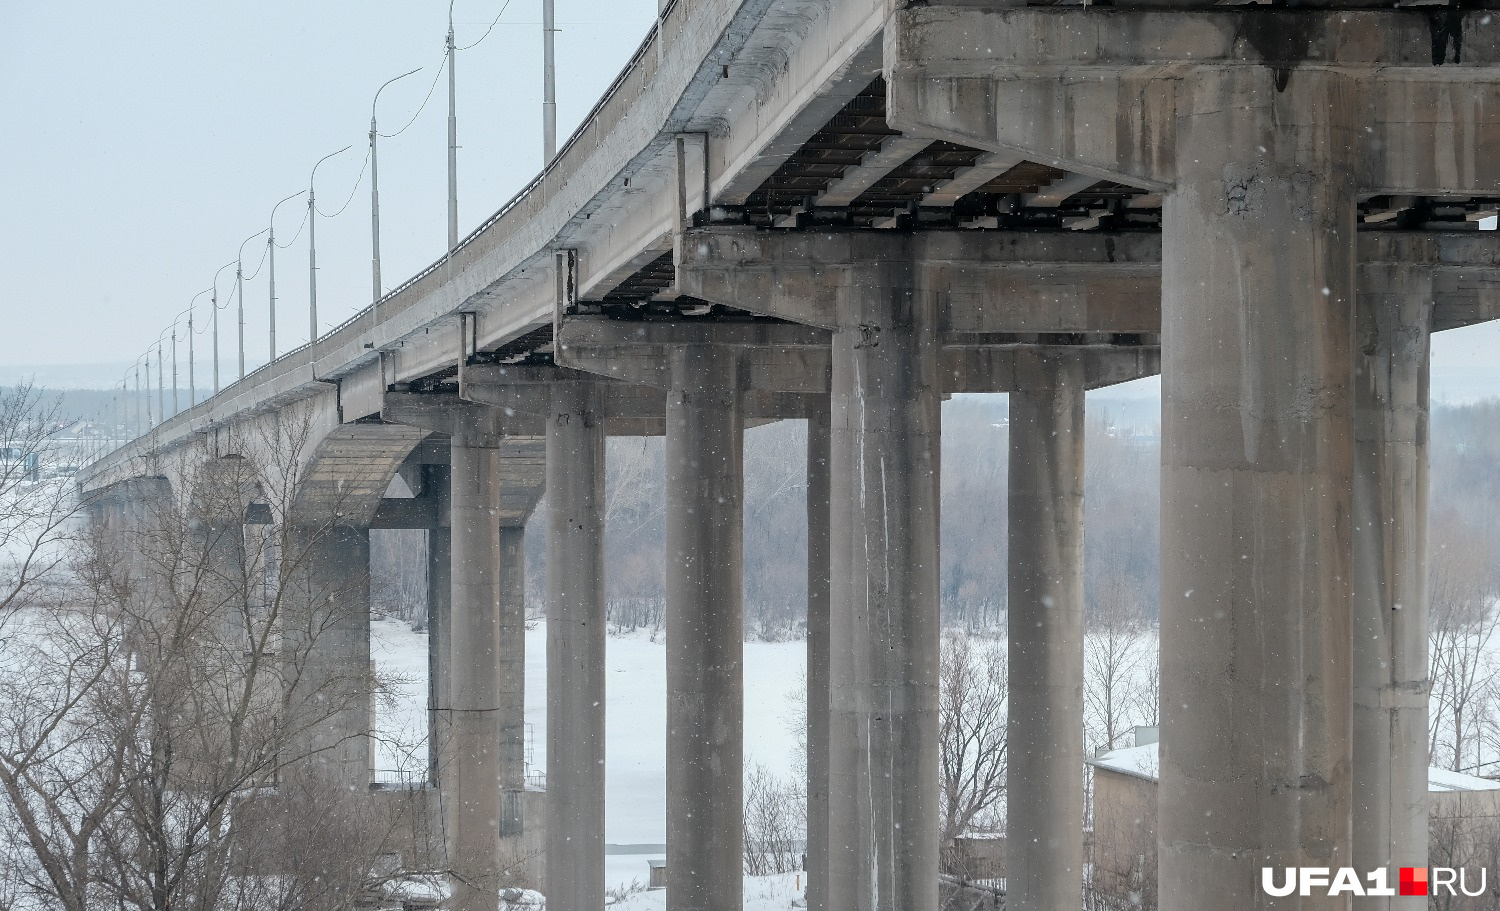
<box><xmin>742</xmin><ymin>762</ymin><xmax>804</xmax><ymax>876</ymax></box>
<box><xmin>1084</xmin><ymin>578</ymin><xmax>1154</xmax><ymax>756</ymax></box>
<box><xmin>0</xmin><ymin>383</ymin><xmax>78</xmax><ymax>635</ymax></box>
<box><xmin>1428</xmin><ymin>510</ymin><xmax>1499</xmax><ymax>772</ymax></box>
<box><xmin>0</xmin><ymin>418</ymin><xmax>422</xmax><ymax>911</ymax></box>
<box><xmin>939</xmin><ymin>632</ymin><xmax>1008</xmax><ymax>857</ymax></box>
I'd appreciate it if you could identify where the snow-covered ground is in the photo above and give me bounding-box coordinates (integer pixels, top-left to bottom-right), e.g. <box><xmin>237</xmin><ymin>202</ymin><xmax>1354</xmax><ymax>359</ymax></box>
<box><xmin>606</xmin><ymin>873</ymin><xmax>803</xmax><ymax>911</ymax></box>
<box><xmin>371</xmin><ymin>619</ymin><xmax>807</xmax><ymax>894</ymax></box>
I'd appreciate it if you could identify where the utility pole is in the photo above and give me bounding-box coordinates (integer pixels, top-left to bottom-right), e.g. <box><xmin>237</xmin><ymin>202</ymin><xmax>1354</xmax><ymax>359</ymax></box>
<box><xmin>543</xmin><ymin>0</ymin><xmax>557</xmax><ymax>162</ymax></box>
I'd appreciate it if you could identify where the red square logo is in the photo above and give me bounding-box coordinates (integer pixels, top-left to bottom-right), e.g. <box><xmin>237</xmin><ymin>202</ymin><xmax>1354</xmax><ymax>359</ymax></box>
<box><xmin>1400</xmin><ymin>868</ymin><xmax>1428</xmax><ymax>896</ymax></box>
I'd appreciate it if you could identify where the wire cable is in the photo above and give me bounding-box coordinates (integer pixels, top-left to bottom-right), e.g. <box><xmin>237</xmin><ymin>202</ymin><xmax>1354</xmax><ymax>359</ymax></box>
<box><xmin>455</xmin><ymin>0</ymin><xmax>516</xmax><ymax>51</ymax></box>
<box><xmin>241</xmin><ymin>239</ymin><xmax>272</xmax><ymax>282</ymax></box>
<box><xmin>273</xmin><ymin>205</ymin><xmax>311</xmax><ymax>249</ymax></box>
<box><xmin>379</xmin><ymin>55</ymin><xmax>447</xmax><ymax>139</ymax></box>
<box><xmin>315</xmin><ymin>147</ymin><xmax>372</xmax><ymax>218</ymax></box>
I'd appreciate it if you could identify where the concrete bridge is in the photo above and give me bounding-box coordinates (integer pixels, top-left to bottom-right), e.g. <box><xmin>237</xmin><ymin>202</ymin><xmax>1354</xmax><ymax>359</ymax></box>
<box><xmin>78</xmin><ymin>1</ymin><xmax>1500</xmax><ymax>909</ymax></box>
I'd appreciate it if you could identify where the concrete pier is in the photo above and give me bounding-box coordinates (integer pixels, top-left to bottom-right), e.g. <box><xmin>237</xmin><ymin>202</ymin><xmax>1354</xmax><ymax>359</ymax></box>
<box><xmin>1158</xmin><ymin>72</ymin><xmax>1356</xmax><ymax>910</ymax></box>
<box><xmin>546</xmin><ymin>382</ymin><xmax>607</xmax><ymax>911</ymax></box>
<box><xmin>447</xmin><ymin>440</ymin><xmax>506</xmax><ymax>911</ymax></box>
<box><xmin>665</xmin><ymin>345</ymin><xmax>744</xmax><ymax>911</ymax></box>
<box><xmin>1352</xmin><ymin>265</ymin><xmax>1432</xmax><ymax>908</ymax></box>
<box><xmin>289</xmin><ymin>522</ymin><xmax>373</xmax><ymax>788</ymax></box>
<box><xmin>827</xmin><ymin>261</ymin><xmax>941</xmax><ymax>911</ymax></box>
<box><xmin>806</xmin><ymin>401</ymin><xmax>832</xmax><ymax>911</ymax></box>
<box><xmin>1006</xmin><ymin>352</ymin><xmax>1085</xmax><ymax>911</ymax></box>
<box><xmin>499</xmin><ymin>523</ymin><xmax>528</xmax><ymax>794</ymax></box>
<box><xmin>425</xmin><ymin>466</ymin><xmax>451</xmax><ymax>789</ymax></box>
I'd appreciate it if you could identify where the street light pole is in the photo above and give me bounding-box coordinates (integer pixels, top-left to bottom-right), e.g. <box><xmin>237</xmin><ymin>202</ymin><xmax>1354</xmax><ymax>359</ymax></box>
<box><xmin>237</xmin><ymin>230</ymin><xmax>269</xmax><ymax>380</ymax></box>
<box><xmin>544</xmin><ymin>0</ymin><xmax>557</xmax><ymax>162</ymax></box>
<box><xmin>371</xmin><ymin>68</ymin><xmax>422</xmax><ymax>304</ymax></box>
<box><xmin>267</xmin><ymin>190</ymin><xmax>305</xmax><ymax>362</ymax></box>
<box><xmin>134</xmin><ymin>364</ymin><xmax>143</xmax><ymax>436</ymax></box>
<box><xmin>183</xmin><ymin>288</ymin><xmax>210</xmax><ymax>409</ymax></box>
<box><xmin>156</xmin><ymin>341</ymin><xmax>164</xmax><ymax>423</ymax></box>
<box><xmin>171</xmin><ymin>328</ymin><xmax>179</xmax><ymax>417</ymax></box>
<box><xmin>212</xmin><ymin>260</ymin><xmax>236</xmax><ymax>395</ymax></box>
<box><xmin>144</xmin><ymin>349</ymin><xmax>153</xmax><ymax>428</ymax></box>
<box><xmin>448</xmin><ymin>3</ymin><xmax>460</xmax><ymax>249</ymax></box>
<box><xmin>308</xmin><ymin>146</ymin><xmax>351</xmax><ymax>345</ymax></box>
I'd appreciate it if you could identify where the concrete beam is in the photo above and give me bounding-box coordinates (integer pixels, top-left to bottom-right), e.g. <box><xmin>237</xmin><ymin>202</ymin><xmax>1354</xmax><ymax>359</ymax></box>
<box><xmin>557</xmin><ymin>317</ymin><xmax>835</xmax><ymax>397</ymax></box>
<box><xmin>383</xmin><ymin>391</ymin><xmax>545</xmax><ymax>439</ymax></box>
<box><xmin>678</xmin><ymin>227</ymin><xmax>1500</xmax><ymax>336</ymax></box>
<box><xmin>1023</xmin><ymin>171</ymin><xmax>1102</xmax><ymax>208</ymax></box>
<box><xmin>920</xmin><ymin>151</ymin><xmax>1025</xmax><ymax>207</ymax></box>
<box><xmin>884</xmin><ymin>7</ymin><xmax>1500</xmax><ymax>194</ymax></box>
<box><xmin>676</xmin><ymin>228</ymin><xmax>1163</xmax><ymax>333</ymax></box>
<box><xmin>814</xmin><ymin>134</ymin><xmax>932</xmax><ymax>207</ymax></box>
<box><xmin>942</xmin><ymin>346</ymin><xmax>1161</xmax><ymax>394</ymax></box>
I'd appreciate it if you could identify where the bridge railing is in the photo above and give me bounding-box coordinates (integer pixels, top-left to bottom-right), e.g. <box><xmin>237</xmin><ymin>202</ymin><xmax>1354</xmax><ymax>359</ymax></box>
<box><xmin>87</xmin><ymin>0</ymin><xmax>700</xmax><ymax>479</ymax></box>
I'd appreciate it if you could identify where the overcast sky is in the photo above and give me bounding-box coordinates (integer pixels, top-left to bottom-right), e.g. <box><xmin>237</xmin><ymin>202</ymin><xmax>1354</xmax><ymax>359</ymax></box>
<box><xmin>0</xmin><ymin>0</ymin><xmax>658</xmax><ymax>380</ymax></box>
<box><xmin>2</xmin><ymin>3</ymin><xmax>1497</xmax><ymax>402</ymax></box>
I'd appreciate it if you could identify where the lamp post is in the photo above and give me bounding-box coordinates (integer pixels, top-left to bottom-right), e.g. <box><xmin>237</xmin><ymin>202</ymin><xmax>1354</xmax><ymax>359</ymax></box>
<box><xmin>134</xmin><ymin>362</ymin><xmax>144</xmax><ymax>436</ymax></box>
<box><xmin>371</xmin><ymin>68</ymin><xmax>422</xmax><ymax>303</ymax></box>
<box><xmin>448</xmin><ymin>2</ymin><xmax>460</xmax><ymax>250</ymax></box>
<box><xmin>212</xmin><ymin>261</ymin><xmax>236</xmax><ymax>395</ymax></box>
<box><xmin>308</xmin><ymin>146</ymin><xmax>351</xmax><ymax>345</ymax></box>
<box><xmin>237</xmin><ymin>229</ymin><xmax>269</xmax><ymax>380</ymax></box>
<box><xmin>267</xmin><ymin>190</ymin><xmax>306</xmax><ymax>362</ymax></box>
<box><xmin>186</xmin><ymin>288</ymin><xmax>210</xmax><ymax>407</ymax></box>
<box><xmin>144</xmin><ymin>348</ymin><xmax>154</xmax><ymax>428</ymax></box>
<box><xmin>169</xmin><ymin>326</ymin><xmax>179</xmax><ymax>418</ymax></box>
<box><xmin>156</xmin><ymin>340</ymin><xmax>165</xmax><ymax>424</ymax></box>
<box><xmin>544</xmin><ymin>0</ymin><xmax>557</xmax><ymax>162</ymax></box>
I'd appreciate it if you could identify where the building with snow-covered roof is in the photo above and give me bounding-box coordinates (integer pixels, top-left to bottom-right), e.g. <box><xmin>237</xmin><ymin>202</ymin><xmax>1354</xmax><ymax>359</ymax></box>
<box><xmin>1087</xmin><ymin>729</ymin><xmax>1500</xmax><ymax>905</ymax></box>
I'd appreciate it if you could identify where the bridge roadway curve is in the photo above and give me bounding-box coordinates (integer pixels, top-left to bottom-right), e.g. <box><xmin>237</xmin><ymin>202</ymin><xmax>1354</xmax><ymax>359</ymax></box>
<box><xmin>78</xmin><ymin>3</ymin><xmax>1500</xmax><ymax>911</ymax></box>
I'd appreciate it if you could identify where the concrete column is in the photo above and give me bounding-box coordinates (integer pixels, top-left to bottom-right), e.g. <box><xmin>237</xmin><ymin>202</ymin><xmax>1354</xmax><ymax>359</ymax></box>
<box><xmin>828</xmin><ymin>258</ymin><xmax>941</xmax><ymax>911</ymax></box>
<box><xmin>1352</xmin><ymin>266</ymin><xmax>1431</xmax><ymax>908</ymax></box>
<box><xmin>499</xmin><ymin>524</ymin><xmax>528</xmax><ymax>793</ymax></box>
<box><xmin>806</xmin><ymin>400</ymin><xmax>832</xmax><ymax>911</ymax></box>
<box><xmin>665</xmin><ymin>345</ymin><xmax>744</xmax><ymax>911</ymax></box>
<box><xmin>546</xmin><ymin>381</ymin><xmax>607</xmax><ymax>911</ymax></box>
<box><xmin>448</xmin><ymin>439</ymin><xmax>505</xmax><ymax>911</ymax></box>
<box><xmin>426</xmin><ymin>465</ymin><xmax>452</xmax><ymax>789</ymax></box>
<box><xmin>427</xmin><ymin>523</ymin><xmax>451</xmax><ymax>787</ymax></box>
<box><xmin>289</xmin><ymin>522</ymin><xmax>373</xmax><ymax>789</ymax></box>
<box><xmin>1006</xmin><ymin>352</ymin><xmax>1085</xmax><ymax>911</ymax></box>
<box><xmin>1159</xmin><ymin>71</ymin><xmax>1356</xmax><ymax>910</ymax></box>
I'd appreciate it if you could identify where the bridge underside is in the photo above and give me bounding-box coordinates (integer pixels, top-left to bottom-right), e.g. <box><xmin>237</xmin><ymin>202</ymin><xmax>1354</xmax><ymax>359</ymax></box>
<box><xmin>78</xmin><ymin>2</ymin><xmax>1500</xmax><ymax>910</ymax></box>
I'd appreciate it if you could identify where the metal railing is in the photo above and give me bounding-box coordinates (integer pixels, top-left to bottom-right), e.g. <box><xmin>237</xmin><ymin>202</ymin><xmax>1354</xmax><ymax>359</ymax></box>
<box><xmin>370</xmin><ymin>768</ymin><xmax>432</xmax><ymax>791</ymax></box>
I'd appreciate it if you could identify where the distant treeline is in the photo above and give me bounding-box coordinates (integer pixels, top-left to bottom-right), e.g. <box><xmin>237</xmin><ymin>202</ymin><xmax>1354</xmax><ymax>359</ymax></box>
<box><xmin>45</xmin><ymin>387</ymin><xmax>1500</xmax><ymax>640</ymax></box>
